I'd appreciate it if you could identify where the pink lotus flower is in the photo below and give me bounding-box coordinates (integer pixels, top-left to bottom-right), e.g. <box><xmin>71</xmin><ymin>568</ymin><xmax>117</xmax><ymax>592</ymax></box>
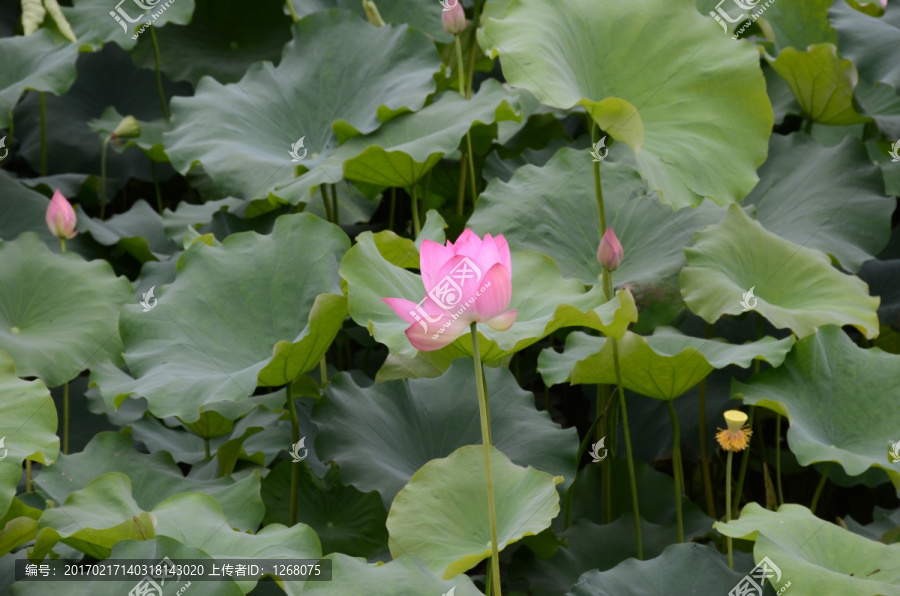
<box><xmin>383</xmin><ymin>229</ymin><xmax>518</xmax><ymax>351</ymax></box>
<box><xmin>442</xmin><ymin>1</ymin><xmax>467</xmax><ymax>34</ymax></box>
<box><xmin>45</xmin><ymin>189</ymin><xmax>77</xmax><ymax>239</ymax></box>
<box><xmin>597</xmin><ymin>227</ymin><xmax>623</xmax><ymax>271</ymax></box>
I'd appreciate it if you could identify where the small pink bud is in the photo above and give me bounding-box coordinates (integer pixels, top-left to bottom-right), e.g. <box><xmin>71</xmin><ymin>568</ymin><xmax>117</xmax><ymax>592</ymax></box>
<box><xmin>45</xmin><ymin>189</ymin><xmax>78</xmax><ymax>239</ymax></box>
<box><xmin>442</xmin><ymin>1</ymin><xmax>467</xmax><ymax>35</ymax></box>
<box><xmin>597</xmin><ymin>227</ymin><xmax>623</xmax><ymax>271</ymax></box>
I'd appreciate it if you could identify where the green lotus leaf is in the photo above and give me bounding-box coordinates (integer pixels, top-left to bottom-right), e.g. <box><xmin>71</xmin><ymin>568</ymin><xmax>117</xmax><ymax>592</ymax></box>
<box><xmin>286</xmin><ymin>553</ymin><xmax>483</xmax><ymax>596</ymax></box>
<box><xmin>733</xmin><ymin>326</ymin><xmax>900</xmax><ymax>492</ymax></box>
<box><xmin>76</xmin><ymin>200</ymin><xmax>178</xmax><ymax>262</ymax></box>
<box><xmin>0</xmin><ymin>28</ymin><xmax>79</xmax><ymax>128</ymax></box>
<box><xmin>115</xmin><ymin>213</ymin><xmax>348</xmax><ymax>422</ymax></box>
<box><xmin>0</xmin><ymin>171</ymin><xmax>61</xmax><ymax>244</ymax></box>
<box><xmin>855</xmin><ymin>79</ymin><xmax>900</xmax><ymax>138</ymax></box>
<box><xmin>33</xmin><ymin>472</ymin><xmax>157</xmax><ymax>560</ymax></box>
<box><xmin>262</xmin><ymin>461</ymin><xmax>388</xmax><ymax>558</ymax></box>
<box><xmin>0</xmin><ymin>233</ymin><xmax>133</xmax><ymax>387</ymax></box>
<box><xmin>387</xmin><ymin>445</ymin><xmax>562</xmax><ymax>578</ymax></box>
<box><xmin>744</xmin><ymin>133</ymin><xmax>892</xmax><ymax>273</ymax></box>
<box><xmin>769</xmin><ymin>44</ymin><xmax>869</xmax><ymax>125</ymax></box>
<box><xmin>34</xmin><ymin>431</ymin><xmax>263</xmax><ymax>531</ymax></box>
<box><xmin>479</xmin><ymin>0</ymin><xmax>772</xmax><ymax>208</ymax></box>
<box><xmin>747</xmin><ymin>0</ymin><xmax>836</xmax><ymax>52</ymax></box>
<box><xmin>716</xmin><ymin>503</ymin><xmax>900</xmax><ymax>594</ymax></box>
<box><xmin>340</xmin><ymin>231</ymin><xmax>637</xmax><ymax>363</ymax></box>
<box><xmin>161</xmin><ymin>197</ymin><xmax>243</xmax><ymax>244</ymax></box>
<box><xmin>538</xmin><ymin>327</ymin><xmax>793</xmax><ymax>400</ymax></box>
<box><xmin>0</xmin><ymin>351</ymin><xmax>58</xmax><ymax>519</ymax></box>
<box><xmin>312</xmin><ymin>359</ymin><xmax>578</xmax><ymax>508</ymax></box>
<box><xmin>680</xmin><ymin>204</ymin><xmax>880</xmax><ymax>339</ymax></box>
<box><xmin>467</xmin><ymin>147</ymin><xmax>726</xmax><ymax>328</ymax></box>
<box><xmin>832</xmin><ymin>0</ymin><xmax>900</xmax><ymax>88</ymax></box>
<box><xmin>164</xmin><ymin>11</ymin><xmax>440</xmax><ymax>204</ymax></box>
<box><xmin>60</xmin><ymin>0</ymin><xmax>195</xmax><ymax>51</ymax></box>
<box><xmin>566</xmin><ymin>543</ymin><xmax>744</xmax><ymax>596</ymax></box>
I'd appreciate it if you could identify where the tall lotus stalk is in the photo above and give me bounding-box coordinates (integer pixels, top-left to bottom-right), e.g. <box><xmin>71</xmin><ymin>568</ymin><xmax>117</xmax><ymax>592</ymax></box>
<box><xmin>384</xmin><ymin>229</ymin><xmax>518</xmax><ymax>595</ymax></box>
<box><xmin>592</xmin><ymin>122</ymin><xmax>642</xmax><ymax>558</ymax></box>
<box><xmin>717</xmin><ymin>409</ymin><xmax>752</xmax><ymax>569</ymax></box>
<box><xmin>443</xmin><ymin>2</ymin><xmax>478</xmax><ymax>214</ymax></box>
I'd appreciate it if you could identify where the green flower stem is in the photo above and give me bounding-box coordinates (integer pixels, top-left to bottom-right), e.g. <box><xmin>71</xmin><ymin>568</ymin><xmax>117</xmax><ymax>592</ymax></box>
<box><xmin>63</xmin><ymin>381</ymin><xmax>69</xmax><ymax>455</ymax></box>
<box><xmin>410</xmin><ymin>185</ymin><xmax>421</xmax><ymax>237</ymax></box>
<box><xmin>149</xmin><ymin>27</ymin><xmax>169</xmax><ymax>119</ymax></box>
<box><xmin>331</xmin><ymin>183</ymin><xmax>339</xmax><ymax>225</ymax></box>
<box><xmin>732</xmin><ymin>406</ymin><xmax>753</xmax><ymax>514</ymax></box>
<box><xmin>151</xmin><ymin>161</ymin><xmax>163</xmax><ymax>213</ymax></box>
<box><xmin>285</xmin><ymin>0</ymin><xmax>298</xmax><ymax>21</ymax></box>
<box><xmin>726</xmin><ymin>449</ymin><xmax>734</xmax><ymax>569</ymax></box>
<box><xmin>285</xmin><ymin>381</ymin><xmax>300</xmax><ymax>526</ymax></box>
<box><xmin>667</xmin><ymin>401</ymin><xmax>684</xmax><ymax>543</ymax></box>
<box><xmin>471</xmin><ymin>322</ymin><xmax>502</xmax><ymax>596</ymax></box>
<box><xmin>776</xmin><ymin>414</ymin><xmax>784</xmax><ymax>506</ymax></box>
<box><xmin>25</xmin><ymin>461</ymin><xmax>32</xmax><ymax>493</ymax></box>
<box><xmin>40</xmin><ymin>93</ymin><xmax>47</xmax><ymax>176</ymax></box>
<box><xmin>810</xmin><ymin>462</ymin><xmax>831</xmax><ymax>515</ymax></box>
<box><xmin>100</xmin><ymin>136</ymin><xmax>111</xmax><ymax>219</ymax></box>
<box><xmin>321</xmin><ymin>184</ymin><xmax>333</xmax><ymax>223</ymax></box>
<box><xmin>613</xmin><ymin>340</ymin><xmax>642</xmax><ymax>560</ymax></box>
<box><xmin>319</xmin><ymin>357</ymin><xmax>328</xmax><ymax>390</ymax></box>
<box><xmin>389</xmin><ymin>188</ymin><xmax>396</xmax><ymax>231</ymax></box>
<box><xmin>698</xmin><ymin>326</ymin><xmax>716</xmax><ymax>518</ymax></box>
<box><xmin>454</xmin><ymin>35</ymin><xmax>478</xmax><ymax>209</ymax></box>
<box><xmin>456</xmin><ymin>158</ymin><xmax>467</xmax><ymax>216</ymax></box>
<box><xmin>204</xmin><ymin>438</ymin><xmax>211</xmax><ymax>460</ymax></box>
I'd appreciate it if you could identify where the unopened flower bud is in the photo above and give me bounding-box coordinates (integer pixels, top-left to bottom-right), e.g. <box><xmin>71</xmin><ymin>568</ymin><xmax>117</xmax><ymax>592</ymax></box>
<box><xmin>597</xmin><ymin>227</ymin><xmax>623</xmax><ymax>271</ymax></box>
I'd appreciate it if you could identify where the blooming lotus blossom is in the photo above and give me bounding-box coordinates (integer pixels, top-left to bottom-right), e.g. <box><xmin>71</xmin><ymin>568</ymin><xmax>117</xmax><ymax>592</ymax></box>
<box><xmin>384</xmin><ymin>229</ymin><xmax>517</xmax><ymax>351</ymax></box>
<box><xmin>597</xmin><ymin>227</ymin><xmax>623</xmax><ymax>271</ymax></box>
<box><xmin>45</xmin><ymin>189</ymin><xmax>78</xmax><ymax>239</ymax></box>
<box><xmin>442</xmin><ymin>1</ymin><xmax>467</xmax><ymax>34</ymax></box>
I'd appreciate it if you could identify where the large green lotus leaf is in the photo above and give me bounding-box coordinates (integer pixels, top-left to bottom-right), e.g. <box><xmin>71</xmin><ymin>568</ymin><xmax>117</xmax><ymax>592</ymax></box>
<box><xmin>0</xmin><ymin>171</ymin><xmax>59</xmax><ymax>244</ymax></box>
<box><xmin>467</xmin><ymin>147</ymin><xmax>726</xmax><ymax>321</ymax></box>
<box><xmin>161</xmin><ymin>196</ymin><xmax>243</xmax><ymax>244</ymax></box>
<box><xmin>0</xmin><ymin>28</ymin><xmax>79</xmax><ymax>128</ymax></box>
<box><xmin>34</xmin><ymin>431</ymin><xmax>263</xmax><ymax>531</ymax></box>
<box><xmin>262</xmin><ymin>461</ymin><xmax>388</xmax><ymax>558</ymax></box>
<box><xmin>117</xmin><ymin>213</ymin><xmax>348</xmax><ymax>422</ymax></box>
<box><xmin>76</xmin><ymin>200</ymin><xmax>178</xmax><ymax>262</ymax></box>
<box><xmin>743</xmin><ymin>133</ymin><xmax>892</xmax><ymax>273</ymax></box>
<box><xmin>717</xmin><ymin>503</ymin><xmax>900</xmax><ymax>594</ymax></box>
<box><xmin>32</xmin><ymin>473</ymin><xmax>156</xmax><ymax>560</ymax></box>
<box><xmin>479</xmin><ymin>0</ymin><xmax>772</xmax><ymax>208</ymax></box>
<box><xmin>340</xmin><ymin>231</ymin><xmax>637</xmax><ymax>362</ymax></box>
<box><xmin>566</xmin><ymin>543</ymin><xmax>744</xmax><ymax>596</ymax></box>
<box><xmin>733</xmin><ymin>326</ymin><xmax>900</xmax><ymax>492</ymax></box>
<box><xmin>832</xmin><ymin>0</ymin><xmax>900</xmax><ymax>88</ymax></box>
<box><xmin>0</xmin><ymin>351</ymin><xmax>58</xmax><ymax>519</ymax></box>
<box><xmin>312</xmin><ymin>359</ymin><xmax>578</xmax><ymax>508</ymax></box>
<box><xmin>286</xmin><ymin>553</ymin><xmax>483</xmax><ymax>596</ymax></box>
<box><xmin>293</xmin><ymin>79</ymin><xmax>523</xmax><ymax>192</ymax></box>
<box><xmin>538</xmin><ymin>327</ymin><xmax>793</xmax><ymax>400</ymax></box>
<box><xmin>0</xmin><ymin>233</ymin><xmax>133</xmax><ymax>386</ymax></box>
<box><xmin>856</xmin><ymin>80</ymin><xmax>900</xmax><ymax>138</ymax></box>
<box><xmin>769</xmin><ymin>44</ymin><xmax>869</xmax><ymax>125</ymax></box>
<box><xmin>60</xmin><ymin>0</ymin><xmax>195</xmax><ymax>51</ymax></box>
<box><xmin>164</xmin><ymin>11</ymin><xmax>440</xmax><ymax>203</ymax></box>
<box><xmin>388</xmin><ymin>445</ymin><xmax>562</xmax><ymax>578</ymax></box>
<box><xmin>680</xmin><ymin>204</ymin><xmax>880</xmax><ymax>339</ymax></box>
<box><xmin>132</xmin><ymin>0</ymin><xmax>292</xmax><ymax>85</ymax></box>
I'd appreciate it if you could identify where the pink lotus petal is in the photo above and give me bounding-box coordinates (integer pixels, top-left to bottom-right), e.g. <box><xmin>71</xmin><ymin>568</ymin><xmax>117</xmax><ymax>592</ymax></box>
<box><xmin>472</xmin><ymin>263</ymin><xmax>513</xmax><ymax>321</ymax></box>
<box><xmin>45</xmin><ymin>189</ymin><xmax>77</xmax><ymax>239</ymax></box>
<box><xmin>485</xmin><ymin>309</ymin><xmax>517</xmax><ymax>332</ymax></box>
<box><xmin>493</xmin><ymin>234</ymin><xmax>512</xmax><ymax>273</ymax></box>
<box><xmin>451</xmin><ymin>228</ymin><xmax>482</xmax><ymax>257</ymax></box>
<box><xmin>419</xmin><ymin>239</ymin><xmax>454</xmax><ymax>293</ymax></box>
<box><xmin>405</xmin><ymin>311</ymin><xmax>470</xmax><ymax>351</ymax></box>
<box><xmin>382</xmin><ymin>297</ymin><xmax>424</xmax><ymax>325</ymax></box>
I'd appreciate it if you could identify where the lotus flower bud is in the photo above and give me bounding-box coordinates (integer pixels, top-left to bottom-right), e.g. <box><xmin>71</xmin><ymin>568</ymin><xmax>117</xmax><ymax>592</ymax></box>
<box><xmin>442</xmin><ymin>1</ymin><xmax>467</xmax><ymax>35</ymax></box>
<box><xmin>597</xmin><ymin>227</ymin><xmax>623</xmax><ymax>271</ymax></box>
<box><xmin>45</xmin><ymin>189</ymin><xmax>77</xmax><ymax>239</ymax></box>
<box><xmin>363</xmin><ymin>0</ymin><xmax>386</xmax><ymax>27</ymax></box>
<box><xmin>111</xmin><ymin>115</ymin><xmax>141</xmax><ymax>139</ymax></box>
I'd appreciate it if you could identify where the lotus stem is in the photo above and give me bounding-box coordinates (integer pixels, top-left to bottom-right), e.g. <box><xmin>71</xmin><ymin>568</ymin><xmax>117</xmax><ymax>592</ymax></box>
<box><xmin>776</xmin><ymin>414</ymin><xmax>784</xmax><ymax>505</ymax></box>
<box><xmin>63</xmin><ymin>381</ymin><xmax>69</xmax><ymax>455</ymax></box>
<box><xmin>726</xmin><ymin>450</ymin><xmax>734</xmax><ymax>569</ymax></box>
<box><xmin>810</xmin><ymin>462</ymin><xmax>831</xmax><ymax>515</ymax></box>
<box><xmin>456</xmin><ymin>157</ymin><xmax>467</xmax><ymax>216</ymax></box>
<box><xmin>667</xmin><ymin>401</ymin><xmax>685</xmax><ymax>543</ymax></box>
<box><xmin>410</xmin><ymin>185</ymin><xmax>421</xmax><ymax>237</ymax></box>
<box><xmin>149</xmin><ymin>27</ymin><xmax>169</xmax><ymax>119</ymax></box>
<box><xmin>286</xmin><ymin>381</ymin><xmax>299</xmax><ymax>526</ymax></box>
<box><xmin>470</xmin><ymin>322</ymin><xmax>502</xmax><ymax>596</ymax></box>
<box><xmin>454</xmin><ymin>35</ymin><xmax>479</xmax><ymax>209</ymax></box>
<box><xmin>286</xmin><ymin>0</ymin><xmax>298</xmax><ymax>21</ymax></box>
<box><xmin>101</xmin><ymin>136</ymin><xmax>111</xmax><ymax>219</ymax></box>
<box><xmin>732</xmin><ymin>406</ymin><xmax>753</xmax><ymax>514</ymax></box>
<box><xmin>389</xmin><ymin>187</ymin><xmax>396</xmax><ymax>231</ymax></box>
<box><xmin>319</xmin><ymin>357</ymin><xmax>328</xmax><ymax>389</ymax></box>
<box><xmin>151</xmin><ymin>161</ymin><xmax>163</xmax><ymax>213</ymax></box>
<box><xmin>331</xmin><ymin>183</ymin><xmax>339</xmax><ymax>225</ymax></box>
<box><xmin>204</xmin><ymin>438</ymin><xmax>211</xmax><ymax>460</ymax></box>
<box><xmin>25</xmin><ymin>461</ymin><xmax>32</xmax><ymax>493</ymax></box>
<box><xmin>40</xmin><ymin>92</ymin><xmax>47</xmax><ymax>176</ymax></box>
<box><xmin>321</xmin><ymin>184</ymin><xmax>333</xmax><ymax>223</ymax></box>
<box><xmin>698</xmin><ymin>326</ymin><xmax>716</xmax><ymax>518</ymax></box>
<box><xmin>613</xmin><ymin>340</ymin><xmax>642</xmax><ymax>559</ymax></box>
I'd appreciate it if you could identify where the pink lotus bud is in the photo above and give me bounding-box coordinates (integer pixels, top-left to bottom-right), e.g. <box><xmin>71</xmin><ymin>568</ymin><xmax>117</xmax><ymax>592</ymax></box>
<box><xmin>383</xmin><ymin>229</ymin><xmax>517</xmax><ymax>351</ymax></box>
<box><xmin>597</xmin><ymin>227</ymin><xmax>623</xmax><ymax>271</ymax></box>
<box><xmin>442</xmin><ymin>1</ymin><xmax>467</xmax><ymax>35</ymax></box>
<box><xmin>45</xmin><ymin>189</ymin><xmax>78</xmax><ymax>239</ymax></box>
